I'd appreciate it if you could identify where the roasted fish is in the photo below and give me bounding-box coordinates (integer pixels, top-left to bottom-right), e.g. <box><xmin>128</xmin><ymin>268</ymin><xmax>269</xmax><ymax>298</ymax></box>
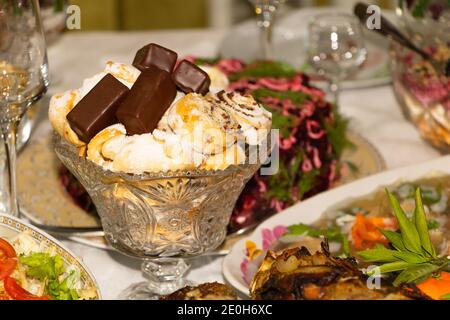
<box><xmin>250</xmin><ymin>242</ymin><xmax>428</xmax><ymax>300</ymax></box>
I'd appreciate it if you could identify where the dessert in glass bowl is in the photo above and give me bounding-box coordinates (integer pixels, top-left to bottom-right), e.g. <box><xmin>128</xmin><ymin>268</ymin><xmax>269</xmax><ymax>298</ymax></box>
<box><xmin>57</xmin><ymin>58</ymin><xmax>351</xmax><ymax>234</ymax></box>
<box><xmin>49</xmin><ymin>43</ymin><xmax>272</xmax><ymax>299</ymax></box>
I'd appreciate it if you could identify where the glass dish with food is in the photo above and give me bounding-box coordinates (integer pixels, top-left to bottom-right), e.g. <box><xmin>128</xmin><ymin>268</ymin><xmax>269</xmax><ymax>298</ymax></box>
<box><xmin>50</xmin><ymin>43</ymin><xmax>272</xmax><ymax>299</ymax></box>
<box><xmin>0</xmin><ymin>215</ymin><xmax>100</xmax><ymax>300</ymax></box>
<box><xmin>391</xmin><ymin>0</ymin><xmax>450</xmax><ymax>152</ymax></box>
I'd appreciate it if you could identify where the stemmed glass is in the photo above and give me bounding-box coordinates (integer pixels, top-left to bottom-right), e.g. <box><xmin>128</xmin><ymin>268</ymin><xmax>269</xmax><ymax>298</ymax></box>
<box><xmin>248</xmin><ymin>0</ymin><xmax>288</xmax><ymax>60</ymax></box>
<box><xmin>0</xmin><ymin>0</ymin><xmax>49</xmax><ymax>218</ymax></box>
<box><xmin>307</xmin><ymin>13</ymin><xmax>367</xmax><ymax>105</ymax></box>
<box><xmin>54</xmin><ymin>134</ymin><xmax>263</xmax><ymax>299</ymax></box>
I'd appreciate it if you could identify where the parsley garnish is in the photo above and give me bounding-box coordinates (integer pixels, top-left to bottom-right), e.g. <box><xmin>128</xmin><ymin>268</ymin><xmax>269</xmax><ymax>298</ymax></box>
<box><xmin>252</xmin><ymin>88</ymin><xmax>310</xmax><ymax>105</ymax></box>
<box><xmin>324</xmin><ymin>108</ymin><xmax>352</xmax><ymax>158</ymax></box>
<box><xmin>230</xmin><ymin>61</ymin><xmax>296</xmax><ymax>81</ymax></box>
<box><xmin>265</xmin><ymin>106</ymin><xmax>296</xmax><ymax>139</ymax></box>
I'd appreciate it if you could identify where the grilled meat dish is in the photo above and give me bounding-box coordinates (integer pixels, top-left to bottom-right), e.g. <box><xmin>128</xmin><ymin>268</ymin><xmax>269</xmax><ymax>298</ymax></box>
<box><xmin>250</xmin><ymin>242</ymin><xmax>429</xmax><ymax>300</ymax></box>
<box><xmin>161</xmin><ymin>282</ymin><xmax>237</xmax><ymax>300</ymax></box>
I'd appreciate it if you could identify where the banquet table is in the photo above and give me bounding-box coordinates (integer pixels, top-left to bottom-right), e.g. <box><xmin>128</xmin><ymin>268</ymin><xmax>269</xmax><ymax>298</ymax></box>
<box><xmin>31</xmin><ymin>29</ymin><xmax>442</xmax><ymax>299</ymax></box>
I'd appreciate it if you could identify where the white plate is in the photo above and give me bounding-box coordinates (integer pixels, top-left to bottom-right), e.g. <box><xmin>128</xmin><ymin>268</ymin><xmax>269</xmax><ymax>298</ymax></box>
<box><xmin>220</xmin><ymin>7</ymin><xmax>396</xmax><ymax>89</ymax></box>
<box><xmin>0</xmin><ymin>214</ymin><xmax>102</xmax><ymax>299</ymax></box>
<box><xmin>222</xmin><ymin>155</ymin><xmax>450</xmax><ymax>297</ymax></box>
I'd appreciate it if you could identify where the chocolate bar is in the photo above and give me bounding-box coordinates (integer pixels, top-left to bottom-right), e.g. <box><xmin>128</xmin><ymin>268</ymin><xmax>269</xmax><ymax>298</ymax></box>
<box><xmin>67</xmin><ymin>73</ymin><xmax>129</xmax><ymax>143</ymax></box>
<box><xmin>172</xmin><ymin>60</ymin><xmax>210</xmax><ymax>95</ymax></box>
<box><xmin>116</xmin><ymin>66</ymin><xmax>176</xmax><ymax>135</ymax></box>
<box><xmin>133</xmin><ymin>43</ymin><xmax>178</xmax><ymax>73</ymax></box>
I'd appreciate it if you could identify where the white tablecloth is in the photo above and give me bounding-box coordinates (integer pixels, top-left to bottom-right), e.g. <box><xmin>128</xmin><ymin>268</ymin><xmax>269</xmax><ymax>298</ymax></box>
<box><xmin>38</xmin><ymin>30</ymin><xmax>441</xmax><ymax>299</ymax></box>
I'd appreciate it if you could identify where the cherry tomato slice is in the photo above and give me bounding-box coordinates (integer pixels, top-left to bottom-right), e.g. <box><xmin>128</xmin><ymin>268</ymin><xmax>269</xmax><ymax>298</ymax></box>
<box><xmin>4</xmin><ymin>277</ymin><xmax>51</xmax><ymax>300</ymax></box>
<box><xmin>0</xmin><ymin>238</ymin><xmax>16</xmax><ymax>258</ymax></box>
<box><xmin>0</xmin><ymin>258</ymin><xmax>17</xmax><ymax>280</ymax></box>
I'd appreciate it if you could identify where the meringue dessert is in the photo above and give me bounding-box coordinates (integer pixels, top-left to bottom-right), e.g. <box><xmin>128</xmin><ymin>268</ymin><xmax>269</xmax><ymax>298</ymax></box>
<box><xmin>49</xmin><ymin>44</ymin><xmax>272</xmax><ymax>174</ymax></box>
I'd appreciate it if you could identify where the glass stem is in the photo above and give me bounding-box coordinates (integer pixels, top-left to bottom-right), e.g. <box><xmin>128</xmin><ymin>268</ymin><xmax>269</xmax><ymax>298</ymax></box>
<box><xmin>256</xmin><ymin>7</ymin><xmax>275</xmax><ymax>60</ymax></box>
<box><xmin>1</xmin><ymin>120</ymin><xmax>20</xmax><ymax>218</ymax></box>
<box><xmin>142</xmin><ymin>258</ymin><xmax>190</xmax><ymax>296</ymax></box>
<box><xmin>329</xmin><ymin>77</ymin><xmax>341</xmax><ymax>107</ymax></box>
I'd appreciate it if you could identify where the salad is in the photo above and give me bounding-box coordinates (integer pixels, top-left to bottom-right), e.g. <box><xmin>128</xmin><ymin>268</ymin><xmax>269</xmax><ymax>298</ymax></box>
<box><xmin>0</xmin><ymin>233</ymin><xmax>97</xmax><ymax>300</ymax></box>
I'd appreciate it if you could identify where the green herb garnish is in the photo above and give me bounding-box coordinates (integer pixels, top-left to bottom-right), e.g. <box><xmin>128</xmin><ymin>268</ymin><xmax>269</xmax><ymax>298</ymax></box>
<box><xmin>421</xmin><ymin>185</ymin><xmax>442</xmax><ymax>205</ymax></box>
<box><xmin>266</xmin><ymin>106</ymin><xmax>297</xmax><ymax>139</ymax></box>
<box><xmin>193</xmin><ymin>57</ymin><xmax>221</xmax><ymax>65</ymax></box>
<box><xmin>358</xmin><ymin>188</ymin><xmax>450</xmax><ymax>286</ymax></box>
<box><xmin>252</xmin><ymin>88</ymin><xmax>310</xmax><ymax>106</ymax></box>
<box><xmin>323</xmin><ymin>107</ymin><xmax>352</xmax><ymax>158</ymax></box>
<box><xmin>285</xmin><ymin>223</ymin><xmax>351</xmax><ymax>255</ymax></box>
<box><xmin>427</xmin><ymin>220</ymin><xmax>440</xmax><ymax>230</ymax></box>
<box><xmin>230</xmin><ymin>61</ymin><xmax>296</xmax><ymax>81</ymax></box>
<box><xmin>441</xmin><ymin>293</ymin><xmax>450</xmax><ymax>300</ymax></box>
<box><xmin>266</xmin><ymin>151</ymin><xmax>305</xmax><ymax>203</ymax></box>
<box><xmin>297</xmin><ymin>169</ymin><xmax>320</xmax><ymax>199</ymax></box>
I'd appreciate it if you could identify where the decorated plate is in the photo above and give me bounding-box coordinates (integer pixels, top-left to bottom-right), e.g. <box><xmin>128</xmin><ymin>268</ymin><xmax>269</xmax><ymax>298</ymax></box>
<box><xmin>222</xmin><ymin>155</ymin><xmax>450</xmax><ymax>297</ymax></box>
<box><xmin>0</xmin><ymin>214</ymin><xmax>101</xmax><ymax>299</ymax></box>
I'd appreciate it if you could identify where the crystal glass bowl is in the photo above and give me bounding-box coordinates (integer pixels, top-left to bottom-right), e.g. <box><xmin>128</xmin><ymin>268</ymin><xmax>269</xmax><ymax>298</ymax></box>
<box><xmin>391</xmin><ymin>42</ymin><xmax>450</xmax><ymax>152</ymax></box>
<box><xmin>53</xmin><ymin>133</ymin><xmax>262</xmax><ymax>299</ymax></box>
<box><xmin>391</xmin><ymin>1</ymin><xmax>450</xmax><ymax>152</ymax></box>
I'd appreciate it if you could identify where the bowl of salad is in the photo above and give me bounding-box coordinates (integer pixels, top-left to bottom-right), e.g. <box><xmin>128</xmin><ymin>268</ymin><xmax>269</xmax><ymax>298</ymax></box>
<box><xmin>391</xmin><ymin>0</ymin><xmax>450</xmax><ymax>152</ymax></box>
<box><xmin>0</xmin><ymin>215</ymin><xmax>100</xmax><ymax>300</ymax></box>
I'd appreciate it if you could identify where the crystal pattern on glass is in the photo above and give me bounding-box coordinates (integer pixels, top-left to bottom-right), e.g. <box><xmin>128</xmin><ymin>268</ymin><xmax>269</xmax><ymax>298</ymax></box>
<box><xmin>54</xmin><ymin>133</ymin><xmax>260</xmax><ymax>259</ymax></box>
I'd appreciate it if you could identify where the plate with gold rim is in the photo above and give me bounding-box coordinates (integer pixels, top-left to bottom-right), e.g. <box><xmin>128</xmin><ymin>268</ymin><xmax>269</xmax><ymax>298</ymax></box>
<box><xmin>0</xmin><ymin>214</ymin><xmax>101</xmax><ymax>299</ymax></box>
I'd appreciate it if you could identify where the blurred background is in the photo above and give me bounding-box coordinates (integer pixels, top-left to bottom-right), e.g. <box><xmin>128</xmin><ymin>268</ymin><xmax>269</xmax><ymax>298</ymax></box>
<box><xmin>44</xmin><ymin>0</ymin><xmax>398</xmax><ymax>31</ymax></box>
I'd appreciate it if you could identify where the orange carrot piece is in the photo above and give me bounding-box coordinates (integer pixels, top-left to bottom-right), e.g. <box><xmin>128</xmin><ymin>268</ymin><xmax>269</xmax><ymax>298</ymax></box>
<box><xmin>417</xmin><ymin>272</ymin><xmax>450</xmax><ymax>300</ymax></box>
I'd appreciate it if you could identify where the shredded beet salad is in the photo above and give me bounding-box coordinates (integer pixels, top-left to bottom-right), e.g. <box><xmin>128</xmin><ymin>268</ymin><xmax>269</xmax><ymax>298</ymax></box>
<box><xmin>58</xmin><ymin>59</ymin><xmax>350</xmax><ymax>233</ymax></box>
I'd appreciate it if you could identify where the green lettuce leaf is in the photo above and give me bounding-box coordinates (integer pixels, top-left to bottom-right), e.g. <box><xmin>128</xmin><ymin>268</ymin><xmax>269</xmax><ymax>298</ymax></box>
<box><xmin>47</xmin><ymin>270</ymin><xmax>80</xmax><ymax>300</ymax></box>
<box><xmin>19</xmin><ymin>253</ymin><xmax>64</xmax><ymax>281</ymax></box>
<box><xmin>19</xmin><ymin>252</ymin><xmax>80</xmax><ymax>300</ymax></box>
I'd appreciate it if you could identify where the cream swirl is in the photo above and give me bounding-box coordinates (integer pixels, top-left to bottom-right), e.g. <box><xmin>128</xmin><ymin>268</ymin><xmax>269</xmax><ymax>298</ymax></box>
<box><xmin>50</xmin><ymin>61</ymin><xmax>271</xmax><ymax>173</ymax></box>
<box><xmin>165</xmin><ymin>93</ymin><xmax>240</xmax><ymax>155</ymax></box>
<box><xmin>208</xmin><ymin>91</ymin><xmax>272</xmax><ymax>145</ymax></box>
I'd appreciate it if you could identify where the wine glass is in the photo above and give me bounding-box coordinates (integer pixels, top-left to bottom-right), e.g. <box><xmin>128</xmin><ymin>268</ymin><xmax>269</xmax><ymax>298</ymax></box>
<box><xmin>0</xmin><ymin>0</ymin><xmax>49</xmax><ymax>218</ymax></box>
<box><xmin>307</xmin><ymin>13</ymin><xmax>367</xmax><ymax>105</ymax></box>
<box><xmin>248</xmin><ymin>0</ymin><xmax>288</xmax><ymax>60</ymax></box>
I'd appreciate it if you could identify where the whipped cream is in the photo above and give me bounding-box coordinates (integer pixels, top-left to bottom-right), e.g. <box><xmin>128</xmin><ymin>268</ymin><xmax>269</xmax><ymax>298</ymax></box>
<box><xmin>200</xmin><ymin>66</ymin><xmax>229</xmax><ymax>93</ymax></box>
<box><xmin>49</xmin><ymin>61</ymin><xmax>272</xmax><ymax>174</ymax></box>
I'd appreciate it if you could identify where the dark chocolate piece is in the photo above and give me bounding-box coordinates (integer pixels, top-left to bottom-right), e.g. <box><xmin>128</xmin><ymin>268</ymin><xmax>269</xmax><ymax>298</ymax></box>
<box><xmin>67</xmin><ymin>74</ymin><xmax>129</xmax><ymax>143</ymax></box>
<box><xmin>116</xmin><ymin>66</ymin><xmax>176</xmax><ymax>135</ymax></box>
<box><xmin>172</xmin><ymin>60</ymin><xmax>211</xmax><ymax>95</ymax></box>
<box><xmin>133</xmin><ymin>43</ymin><xmax>178</xmax><ymax>73</ymax></box>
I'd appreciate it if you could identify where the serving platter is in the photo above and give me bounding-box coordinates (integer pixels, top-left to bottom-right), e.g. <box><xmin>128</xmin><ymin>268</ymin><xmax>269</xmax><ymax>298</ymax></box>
<box><xmin>220</xmin><ymin>7</ymin><xmax>397</xmax><ymax>89</ymax></box>
<box><xmin>222</xmin><ymin>155</ymin><xmax>450</xmax><ymax>296</ymax></box>
<box><xmin>17</xmin><ymin>130</ymin><xmax>385</xmax><ymax>251</ymax></box>
<box><xmin>0</xmin><ymin>214</ymin><xmax>101</xmax><ymax>299</ymax></box>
